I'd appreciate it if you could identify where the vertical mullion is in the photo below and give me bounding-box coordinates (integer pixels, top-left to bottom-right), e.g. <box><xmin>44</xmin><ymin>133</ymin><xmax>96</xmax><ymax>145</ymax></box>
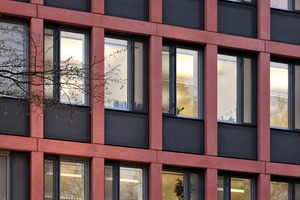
<box><xmin>289</xmin><ymin>64</ymin><xmax>294</xmax><ymax>130</ymax></box>
<box><xmin>128</xmin><ymin>37</ymin><xmax>134</xmax><ymax>111</ymax></box>
<box><xmin>185</xmin><ymin>171</ymin><xmax>190</xmax><ymax>200</ymax></box>
<box><xmin>54</xmin><ymin>27</ymin><xmax>61</xmax><ymax>103</ymax></box>
<box><xmin>237</xmin><ymin>55</ymin><xmax>243</xmax><ymax>124</ymax></box>
<box><xmin>54</xmin><ymin>157</ymin><xmax>60</xmax><ymax>200</ymax></box>
<box><xmin>114</xmin><ymin>164</ymin><xmax>120</xmax><ymax>200</ymax></box>
<box><xmin>170</xmin><ymin>45</ymin><xmax>176</xmax><ymax>116</ymax></box>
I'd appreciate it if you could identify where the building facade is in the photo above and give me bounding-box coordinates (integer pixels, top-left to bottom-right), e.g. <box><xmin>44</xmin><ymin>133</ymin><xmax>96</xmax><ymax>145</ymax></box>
<box><xmin>0</xmin><ymin>0</ymin><xmax>300</xmax><ymax>199</ymax></box>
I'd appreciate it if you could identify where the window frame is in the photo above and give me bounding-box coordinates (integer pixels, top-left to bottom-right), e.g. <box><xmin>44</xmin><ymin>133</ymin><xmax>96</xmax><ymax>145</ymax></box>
<box><xmin>218</xmin><ymin>172</ymin><xmax>256</xmax><ymax>200</ymax></box>
<box><xmin>162</xmin><ymin>166</ymin><xmax>204</xmax><ymax>200</ymax></box>
<box><xmin>44</xmin><ymin>23</ymin><xmax>90</xmax><ymax>107</ymax></box>
<box><xmin>0</xmin><ymin>151</ymin><xmax>9</xmax><ymax>200</ymax></box>
<box><xmin>270</xmin><ymin>57</ymin><xmax>300</xmax><ymax>130</ymax></box>
<box><xmin>44</xmin><ymin>155</ymin><xmax>90</xmax><ymax>200</ymax></box>
<box><xmin>217</xmin><ymin>50</ymin><xmax>257</xmax><ymax>125</ymax></box>
<box><xmin>105</xmin><ymin>161</ymin><xmax>148</xmax><ymax>200</ymax></box>
<box><xmin>104</xmin><ymin>33</ymin><xmax>149</xmax><ymax>112</ymax></box>
<box><xmin>162</xmin><ymin>41</ymin><xmax>203</xmax><ymax>119</ymax></box>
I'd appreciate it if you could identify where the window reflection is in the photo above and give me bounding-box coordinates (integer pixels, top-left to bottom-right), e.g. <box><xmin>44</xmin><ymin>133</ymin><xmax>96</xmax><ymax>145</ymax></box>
<box><xmin>295</xmin><ymin>66</ymin><xmax>300</xmax><ymax>129</ymax></box>
<box><xmin>230</xmin><ymin>178</ymin><xmax>251</xmax><ymax>200</ymax></box>
<box><xmin>162</xmin><ymin>46</ymin><xmax>170</xmax><ymax>114</ymax></box>
<box><xmin>217</xmin><ymin>177</ymin><xmax>224</xmax><ymax>200</ymax></box>
<box><xmin>270</xmin><ymin>62</ymin><xmax>288</xmax><ymax>128</ymax></box>
<box><xmin>105</xmin><ymin>166</ymin><xmax>113</xmax><ymax>200</ymax></box>
<box><xmin>218</xmin><ymin>54</ymin><xmax>237</xmax><ymax>122</ymax></box>
<box><xmin>44</xmin><ymin>160</ymin><xmax>54</xmax><ymax>200</ymax></box>
<box><xmin>271</xmin><ymin>0</ymin><xmax>289</xmax><ymax>9</ymax></box>
<box><xmin>162</xmin><ymin>171</ymin><xmax>184</xmax><ymax>200</ymax></box>
<box><xmin>270</xmin><ymin>181</ymin><xmax>288</xmax><ymax>200</ymax></box>
<box><xmin>120</xmin><ymin>167</ymin><xmax>143</xmax><ymax>200</ymax></box>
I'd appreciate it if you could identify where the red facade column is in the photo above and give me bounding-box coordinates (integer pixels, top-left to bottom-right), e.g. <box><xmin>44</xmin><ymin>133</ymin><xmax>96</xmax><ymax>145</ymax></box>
<box><xmin>205</xmin><ymin>0</ymin><xmax>218</xmax><ymax>32</ymax></box>
<box><xmin>258</xmin><ymin>0</ymin><xmax>270</xmax><ymax>40</ymax></box>
<box><xmin>204</xmin><ymin>44</ymin><xmax>218</xmax><ymax>156</ymax></box>
<box><xmin>91</xmin><ymin>157</ymin><xmax>104</xmax><ymax>200</ymax></box>
<box><xmin>30</xmin><ymin>18</ymin><xmax>44</xmax><ymax>139</ymax></box>
<box><xmin>205</xmin><ymin>168</ymin><xmax>218</xmax><ymax>200</ymax></box>
<box><xmin>149</xmin><ymin>163</ymin><xmax>163</xmax><ymax>200</ymax></box>
<box><xmin>149</xmin><ymin>0</ymin><xmax>162</xmax><ymax>23</ymax></box>
<box><xmin>258</xmin><ymin>174</ymin><xmax>270</xmax><ymax>200</ymax></box>
<box><xmin>91</xmin><ymin>27</ymin><xmax>105</xmax><ymax>144</ymax></box>
<box><xmin>149</xmin><ymin>36</ymin><xmax>163</xmax><ymax>150</ymax></box>
<box><xmin>91</xmin><ymin>0</ymin><xmax>104</xmax><ymax>14</ymax></box>
<box><xmin>257</xmin><ymin>52</ymin><xmax>270</xmax><ymax>161</ymax></box>
<box><xmin>30</xmin><ymin>151</ymin><xmax>44</xmax><ymax>200</ymax></box>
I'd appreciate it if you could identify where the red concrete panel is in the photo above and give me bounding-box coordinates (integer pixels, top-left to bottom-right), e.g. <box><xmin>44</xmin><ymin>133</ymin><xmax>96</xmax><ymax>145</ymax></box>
<box><xmin>258</xmin><ymin>0</ymin><xmax>270</xmax><ymax>40</ymax></box>
<box><xmin>205</xmin><ymin>0</ymin><xmax>217</xmax><ymax>32</ymax></box>
<box><xmin>30</xmin><ymin>152</ymin><xmax>44</xmax><ymax>200</ymax></box>
<box><xmin>101</xmin><ymin>145</ymin><xmax>157</xmax><ymax>163</ymax></box>
<box><xmin>266</xmin><ymin>41</ymin><xmax>300</xmax><ymax>59</ymax></box>
<box><xmin>205</xmin><ymin>169</ymin><xmax>218</xmax><ymax>200</ymax></box>
<box><xmin>30</xmin><ymin>18</ymin><xmax>44</xmax><ymax>139</ymax></box>
<box><xmin>0</xmin><ymin>135</ymin><xmax>37</xmax><ymax>151</ymax></box>
<box><xmin>103</xmin><ymin>15</ymin><xmax>156</xmax><ymax>36</ymax></box>
<box><xmin>38</xmin><ymin>139</ymin><xmax>96</xmax><ymax>157</ymax></box>
<box><xmin>91</xmin><ymin>27</ymin><xmax>105</xmax><ymax>144</ymax></box>
<box><xmin>257</xmin><ymin>53</ymin><xmax>270</xmax><ymax>161</ymax></box>
<box><xmin>149</xmin><ymin>163</ymin><xmax>162</xmax><ymax>200</ymax></box>
<box><xmin>0</xmin><ymin>0</ymin><xmax>37</xmax><ymax>18</ymax></box>
<box><xmin>149</xmin><ymin>0</ymin><xmax>162</xmax><ymax>23</ymax></box>
<box><xmin>149</xmin><ymin>36</ymin><xmax>163</xmax><ymax>150</ymax></box>
<box><xmin>258</xmin><ymin>174</ymin><xmax>270</xmax><ymax>200</ymax></box>
<box><xmin>38</xmin><ymin>6</ymin><xmax>101</xmax><ymax>27</ymax></box>
<box><xmin>204</xmin><ymin>44</ymin><xmax>218</xmax><ymax>156</ymax></box>
<box><xmin>91</xmin><ymin>157</ymin><xmax>105</xmax><ymax>200</ymax></box>
<box><xmin>91</xmin><ymin>0</ymin><xmax>104</xmax><ymax>14</ymax></box>
<box><xmin>267</xmin><ymin>162</ymin><xmax>300</xmax><ymax>178</ymax></box>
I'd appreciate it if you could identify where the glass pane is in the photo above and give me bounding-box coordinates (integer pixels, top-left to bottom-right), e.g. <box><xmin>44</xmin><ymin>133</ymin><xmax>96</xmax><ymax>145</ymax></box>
<box><xmin>218</xmin><ymin>176</ymin><xmax>224</xmax><ymax>200</ymax></box>
<box><xmin>44</xmin><ymin>28</ymin><xmax>54</xmax><ymax>100</ymax></box>
<box><xmin>296</xmin><ymin>0</ymin><xmax>300</xmax><ymax>10</ymax></box>
<box><xmin>190</xmin><ymin>173</ymin><xmax>199</xmax><ymax>200</ymax></box>
<box><xmin>176</xmin><ymin>48</ymin><xmax>198</xmax><ymax>117</ymax></box>
<box><xmin>218</xmin><ymin>54</ymin><xmax>237</xmax><ymax>122</ymax></box>
<box><xmin>0</xmin><ymin>155</ymin><xmax>7</xmax><ymax>200</ymax></box>
<box><xmin>104</xmin><ymin>38</ymin><xmax>128</xmax><ymax>110</ymax></box>
<box><xmin>295</xmin><ymin>66</ymin><xmax>300</xmax><ymax>129</ymax></box>
<box><xmin>44</xmin><ymin>160</ymin><xmax>54</xmax><ymax>200</ymax></box>
<box><xmin>231</xmin><ymin>177</ymin><xmax>251</xmax><ymax>200</ymax></box>
<box><xmin>0</xmin><ymin>21</ymin><xmax>27</xmax><ymax>98</ymax></box>
<box><xmin>119</xmin><ymin>167</ymin><xmax>143</xmax><ymax>200</ymax></box>
<box><xmin>270</xmin><ymin>181</ymin><xmax>288</xmax><ymax>200</ymax></box>
<box><xmin>162</xmin><ymin>46</ymin><xmax>170</xmax><ymax>114</ymax></box>
<box><xmin>134</xmin><ymin>41</ymin><xmax>144</xmax><ymax>110</ymax></box>
<box><xmin>270</xmin><ymin>0</ymin><xmax>289</xmax><ymax>9</ymax></box>
<box><xmin>270</xmin><ymin>62</ymin><xmax>288</xmax><ymax>128</ymax></box>
<box><xmin>105</xmin><ymin>165</ymin><xmax>113</xmax><ymax>200</ymax></box>
<box><xmin>60</xmin><ymin>31</ymin><xmax>86</xmax><ymax>105</ymax></box>
<box><xmin>295</xmin><ymin>183</ymin><xmax>300</xmax><ymax>199</ymax></box>
<box><xmin>244</xmin><ymin>58</ymin><xmax>252</xmax><ymax>124</ymax></box>
<box><xmin>162</xmin><ymin>171</ymin><xmax>184</xmax><ymax>200</ymax></box>
<box><xmin>60</xmin><ymin>161</ymin><xmax>85</xmax><ymax>200</ymax></box>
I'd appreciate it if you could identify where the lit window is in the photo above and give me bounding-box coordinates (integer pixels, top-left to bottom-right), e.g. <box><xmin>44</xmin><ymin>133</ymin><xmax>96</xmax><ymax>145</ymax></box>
<box><xmin>271</xmin><ymin>0</ymin><xmax>300</xmax><ymax>11</ymax></box>
<box><xmin>162</xmin><ymin>43</ymin><xmax>202</xmax><ymax>118</ymax></box>
<box><xmin>44</xmin><ymin>156</ymin><xmax>89</xmax><ymax>200</ymax></box>
<box><xmin>44</xmin><ymin>25</ymin><xmax>89</xmax><ymax>106</ymax></box>
<box><xmin>218</xmin><ymin>174</ymin><xmax>255</xmax><ymax>200</ymax></box>
<box><xmin>270</xmin><ymin>59</ymin><xmax>300</xmax><ymax>129</ymax></box>
<box><xmin>105</xmin><ymin>162</ymin><xmax>147</xmax><ymax>200</ymax></box>
<box><xmin>0</xmin><ymin>20</ymin><xmax>28</xmax><ymax>98</ymax></box>
<box><xmin>271</xmin><ymin>178</ymin><xmax>300</xmax><ymax>200</ymax></box>
<box><xmin>217</xmin><ymin>52</ymin><xmax>256</xmax><ymax>124</ymax></box>
<box><xmin>104</xmin><ymin>35</ymin><xmax>148</xmax><ymax>111</ymax></box>
<box><xmin>162</xmin><ymin>168</ymin><xmax>204</xmax><ymax>200</ymax></box>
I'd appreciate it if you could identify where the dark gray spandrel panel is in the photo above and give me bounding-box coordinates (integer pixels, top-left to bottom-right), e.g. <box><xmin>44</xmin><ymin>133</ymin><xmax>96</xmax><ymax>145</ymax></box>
<box><xmin>44</xmin><ymin>0</ymin><xmax>91</xmax><ymax>12</ymax></box>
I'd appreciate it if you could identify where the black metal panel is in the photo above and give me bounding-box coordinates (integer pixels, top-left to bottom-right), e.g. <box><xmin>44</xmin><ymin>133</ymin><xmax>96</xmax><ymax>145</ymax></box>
<box><xmin>163</xmin><ymin>116</ymin><xmax>204</xmax><ymax>154</ymax></box>
<box><xmin>271</xmin><ymin>129</ymin><xmax>300</xmax><ymax>164</ymax></box>
<box><xmin>218</xmin><ymin>1</ymin><xmax>257</xmax><ymax>38</ymax></box>
<box><xmin>44</xmin><ymin>0</ymin><xmax>91</xmax><ymax>12</ymax></box>
<box><xmin>105</xmin><ymin>0</ymin><xmax>149</xmax><ymax>21</ymax></box>
<box><xmin>271</xmin><ymin>9</ymin><xmax>300</xmax><ymax>45</ymax></box>
<box><xmin>105</xmin><ymin>109</ymin><xmax>149</xmax><ymax>148</ymax></box>
<box><xmin>0</xmin><ymin>98</ymin><xmax>29</xmax><ymax>136</ymax></box>
<box><xmin>218</xmin><ymin>123</ymin><xmax>257</xmax><ymax>160</ymax></box>
<box><xmin>44</xmin><ymin>106</ymin><xmax>91</xmax><ymax>142</ymax></box>
<box><xmin>14</xmin><ymin>0</ymin><xmax>29</xmax><ymax>2</ymax></box>
<box><xmin>163</xmin><ymin>0</ymin><xmax>204</xmax><ymax>29</ymax></box>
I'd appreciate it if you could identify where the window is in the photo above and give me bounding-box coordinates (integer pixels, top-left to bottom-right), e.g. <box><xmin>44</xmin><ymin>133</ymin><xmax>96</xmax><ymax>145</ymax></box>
<box><xmin>217</xmin><ymin>52</ymin><xmax>256</xmax><ymax>124</ymax></box>
<box><xmin>44</xmin><ymin>155</ymin><xmax>89</xmax><ymax>200</ymax></box>
<box><xmin>218</xmin><ymin>173</ymin><xmax>256</xmax><ymax>200</ymax></box>
<box><xmin>0</xmin><ymin>19</ymin><xmax>28</xmax><ymax>98</ymax></box>
<box><xmin>162</xmin><ymin>43</ymin><xmax>202</xmax><ymax>118</ymax></box>
<box><xmin>44</xmin><ymin>25</ymin><xmax>89</xmax><ymax>106</ymax></box>
<box><xmin>225</xmin><ymin>0</ymin><xmax>253</xmax><ymax>3</ymax></box>
<box><xmin>105</xmin><ymin>161</ymin><xmax>148</xmax><ymax>200</ymax></box>
<box><xmin>271</xmin><ymin>0</ymin><xmax>300</xmax><ymax>11</ymax></box>
<box><xmin>271</xmin><ymin>178</ymin><xmax>300</xmax><ymax>200</ymax></box>
<box><xmin>162</xmin><ymin>168</ymin><xmax>204</xmax><ymax>200</ymax></box>
<box><xmin>270</xmin><ymin>59</ymin><xmax>300</xmax><ymax>129</ymax></box>
<box><xmin>104</xmin><ymin>35</ymin><xmax>148</xmax><ymax>111</ymax></box>
<box><xmin>0</xmin><ymin>152</ymin><xmax>9</xmax><ymax>200</ymax></box>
